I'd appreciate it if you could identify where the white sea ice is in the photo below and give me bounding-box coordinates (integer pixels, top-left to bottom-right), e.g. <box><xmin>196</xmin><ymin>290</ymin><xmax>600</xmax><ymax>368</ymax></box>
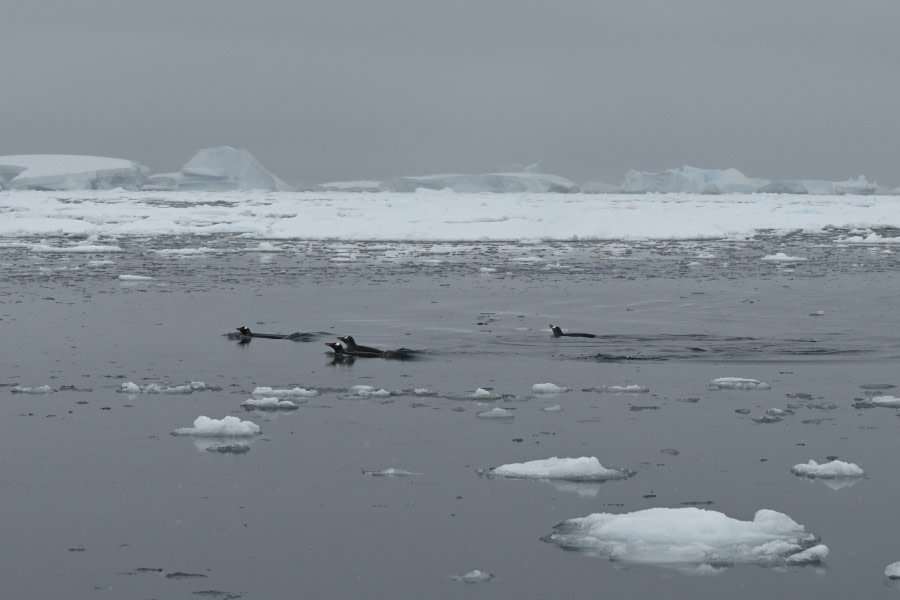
<box><xmin>790</xmin><ymin>460</ymin><xmax>865</xmax><ymax>479</ymax></box>
<box><xmin>492</xmin><ymin>457</ymin><xmax>631</xmax><ymax>482</ymax></box>
<box><xmin>451</xmin><ymin>569</ymin><xmax>495</xmax><ymax>584</ymax></box>
<box><xmin>597</xmin><ymin>385</ymin><xmax>650</xmax><ymax>394</ymax></box>
<box><xmin>30</xmin><ymin>236</ymin><xmax>122</xmax><ymax>253</ymax></box>
<box><xmin>757</xmin><ymin>175</ymin><xmax>876</xmax><ymax>195</ymax></box>
<box><xmin>241</xmin><ymin>397</ymin><xmax>300</xmax><ymax>410</ymax></box>
<box><xmin>761</xmin><ymin>253</ymin><xmax>807</xmax><ymax>262</ymax></box>
<box><xmin>10</xmin><ymin>385</ymin><xmax>55</xmax><ymax>394</ymax></box>
<box><xmin>350</xmin><ymin>385</ymin><xmax>390</xmax><ymax>397</ymax></box>
<box><xmin>542</xmin><ymin>404</ymin><xmax>564</xmax><ymax>412</ymax></box>
<box><xmin>532</xmin><ymin>383</ymin><xmax>568</xmax><ymax>394</ymax></box>
<box><xmin>470</xmin><ymin>388</ymin><xmax>501</xmax><ymax>399</ymax></box>
<box><xmin>251</xmin><ymin>386</ymin><xmax>318</xmax><ymax>397</ymax></box>
<box><xmin>172</xmin><ymin>416</ymin><xmax>260</xmax><ymax>436</ymax></box>
<box><xmin>868</xmin><ymin>395</ymin><xmax>900</xmax><ymax>407</ymax></box>
<box><xmin>476</xmin><ymin>407</ymin><xmax>515</xmax><ymax>420</ymax></box>
<box><xmin>0</xmin><ymin>154</ymin><xmax>150</xmax><ymax>191</ymax></box>
<box><xmin>118</xmin><ymin>274</ymin><xmax>154</xmax><ymax>281</ymax></box>
<box><xmin>885</xmin><ymin>562</ymin><xmax>900</xmax><ymax>579</ymax></box>
<box><xmin>709</xmin><ymin>377</ymin><xmax>770</xmax><ymax>390</ymax></box>
<box><xmin>363</xmin><ymin>468</ymin><xmax>420</xmax><ymax>477</ymax></box>
<box><xmin>545</xmin><ymin>507</ymin><xmax>827</xmax><ymax>567</ymax></box>
<box><xmin>120</xmin><ymin>381</ymin><xmax>212</xmax><ymax>394</ymax></box>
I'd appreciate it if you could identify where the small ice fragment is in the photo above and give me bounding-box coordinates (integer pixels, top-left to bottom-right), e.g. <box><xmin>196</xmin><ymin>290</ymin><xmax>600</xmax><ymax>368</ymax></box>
<box><xmin>350</xmin><ymin>385</ymin><xmax>390</xmax><ymax>397</ymax></box>
<box><xmin>532</xmin><ymin>383</ymin><xmax>568</xmax><ymax>394</ymax></box>
<box><xmin>542</xmin><ymin>404</ymin><xmax>564</xmax><ymax>412</ymax></box>
<box><xmin>869</xmin><ymin>395</ymin><xmax>900</xmax><ymax>407</ymax></box>
<box><xmin>785</xmin><ymin>544</ymin><xmax>829</xmax><ymax>564</ymax></box>
<box><xmin>120</xmin><ymin>382</ymin><xmax>141</xmax><ymax>393</ymax></box>
<box><xmin>363</xmin><ymin>468</ymin><xmax>420</xmax><ymax>477</ymax></box>
<box><xmin>118</xmin><ymin>274</ymin><xmax>154</xmax><ymax>280</ymax></box>
<box><xmin>476</xmin><ymin>407</ymin><xmax>515</xmax><ymax>420</ymax></box>
<box><xmin>885</xmin><ymin>562</ymin><xmax>900</xmax><ymax>579</ymax></box>
<box><xmin>252</xmin><ymin>386</ymin><xmax>318</xmax><ymax>397</ymax></box>
<box><xmin>598</xmin><ymin>385</ymin><xmax>650</xmax><ymax>394</ymax></box>
<box><xmin>172</xmin><ymin>416</ymin><xmax>260</xmax><ymax>437</ymax></box>
<box><xmin>709</xmin><ymin>377</ymin><xmax>770</xmax><ymax>390</ymax></box>
<box><xmin>471</xmin><ymin>388</ymin><xmax>497</xmax><ymax>398</ymax></box>
<box><xmin>11</xmin><ymin>385</ymin><xmax>55</xmax><ymax>394</ymax></box>
<box><xmin>241</xmin><ymin>397</ymin><xmax>300</xmax><ymax>410</ymax></box>
<box><xmin>761</xmin><ymin>253</ymin><xmax>807</xmax><ymax>262</ymax></box>
<box><xmin>790</xmin><ymin>459</ymin><xmax>864</xmax><ymax>479</ymax></box>
<box><xmin>492</xmin><ymin>457</ymin><xmax>632</xmax><ymax>482</ymax></box>
<box><xmin>451</xmin><ymin>569</ymin><xmax>494</xmax><ymax>584</ymax></box>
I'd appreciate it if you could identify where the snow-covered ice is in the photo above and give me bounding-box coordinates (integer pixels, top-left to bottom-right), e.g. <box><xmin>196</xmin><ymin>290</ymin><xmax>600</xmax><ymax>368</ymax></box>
<box><xmin>885</xmin><ymin>562</ymin><xmax>900</xmax><ymax>579</ymax></box>
<box><xmin>172</xmin><ymin>416</ymin><xmax>261</xmax><ymax>436</ymax></box>
<box><xmin>451</xmin><ymin>569</ymin><xmax>495</xmax><ymax>584</ymax></box>
<box><xmin>761</xmin><ymin>252</ymin><xmax>807</xmax><ymax>262</ymax></box>
<box><xmin>542</xmin><ymin>404</ymin><xmax>564</xmax><ymax>412</ymax></box>
<box><xmin>709</xmin><ymin>377</ymin><xmax>771</xmax><ymax>390</ymax></box>
<box><xmin>251</xmin><ymin>386</ymin><xmax>318</xmax><ymax>397</ymax></box>
<box><xmin>545</xmin><ymin>507</ymin><xmax>827</xmax><ymax>567</ymax></box>
<box><xmin>867</xmin><ymin>395</ymin><xmax>900</xmax><ymax>407</ymax></box>
<box><xmin>757</xmin><ymin>176</ymin><xmax>877</xmax><ymax>195</ymax></box>
<box><xmin>350</xmin><ymin>385</ymin><xmax>391</xmax><ymax>397</ymax></box>
<box><xmin>594</xmin><ymin>385</ymin><xmax>650</xmax><ymax>394</ymax></box>
<box><xmin>363</xmin><ymin>468</ymin><xmax>420</xmax><ymax>477</ymax></box>
<box><xmin>240</xmin><ymin>397</ymin><xmax>301</xmax><ymax>410</ymax></box>
<box><xmin>476</xmin><ymin>407</ymin><xmax>515</xmax><ymax>420</ymax></box>
<box><xmin>120</xmin><ymin>381</ymin><xmax>213</xmax><ymax>394</ymax></box>
<box><xmin>2</xmin><ymin>190</ymin><xmax>900</xmax><ymax>241</ymax></box>
<box><xmin>791</xmin><ymin>460</ymin><xmax>865</xmax><ymax>479</ymax></box>
<box><xmin>531</xmin><ymin>383</ymin><xmax>568</xmax><ymax>394</ymax></box>
<box><xmin>10</xmin><ymin>385</ymin><xmax>55</xmax><ymax>394</ymax></box>
<box><xmin>492</xmin><ymin>457</ymin><xmax>632</xmax><ymax>482</ymax></box>
<box><xmin>385</xmin><ymin>172</ymin><xmax>580</xmax><ymax>194</ymax></box>
<box><xmin>118</xmin><ymin>274</ymin><xmax>154</xmax><ymax>281</ymax></box>
<box><xmin>0</xmin><ymin>154</ymin><xmax>149</xmax><ymax>191</ymax></box>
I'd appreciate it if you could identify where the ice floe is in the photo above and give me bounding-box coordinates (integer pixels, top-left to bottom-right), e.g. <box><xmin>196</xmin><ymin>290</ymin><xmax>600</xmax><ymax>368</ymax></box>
<box><xmin>761</xmin><ymin>252</ymin><xmax>807</xmax><ymax>262</ymax></box>
<box><xmin>120</xmin><ymin>381</ymin><xmax>214</xmax><ymax>394</ymax></box>
<box><xmin>476</xmin><ymin>407</ymin><xmax>515</xmax><ymax>420</ymax></box>
<box><xmin>10</xmin><ymin>385</ymin><xmax>55</xmax><ymax>394</ymax></box>
<box><xmin>172</xmin><ymin>416</ymin><xmax>260</xmax><ymax>436</ymax></box>
<box><xmin>350</xmin><ymin>385</ymin><xmax>391</xmax><ymax>397</ymax></box>
<box><xmin>240</xmin><ymin>397</ymin><xmax>301</xmax><ymax>410</ymax></box>
<box><xmin>451</xmin><ymin>569</ymin><xmax>495</xmax><ymax>584</ymax></box>
<box><xmin>544</xmin><ymin>507</ymin><xmax>827</xmax><ymax>567</ymax></box>
<box><xmin>865</xmin><ymin>395</ymin><xmax>900</xmax><ymax>407</ymax></box>
<box><xmin>542</xmin><ymin>404</ymin><xmax>564</xmax><ymax>412</ymax></box>
<box><xmin>363</xmin><ymin>468</ymin><xmax>420</xmax><ymax>477</ymax></box>
<box><xmin>251</xmin><ymin>386</ymin><xmax>318</xmax><ymax>397</ymax></box>
<box><xmin>709</xmin><ymin>377</ymin><xmax>770</xmax><ymax>390</ymax></box>
<box><xmin>885</xmin><ymin>562</ymin><xmax>900</xmax><ymax>579</ymax></box>
<box><xmin>491</xmin><ymin>457</ymin><xmax>632</xmax><ymax>482</ymax></box>
<box><xmin>590</xmin><ymin>384</ymin><xmax>650</xmax><ymax>394</ymax></box>
<box><xmin>118</xmin><ymin>274</ymin><xmax>154</xmax><ymax>281</ymax></box>
<box><xmin>531</xmin><ymin>382</ymin><xmax>568</xmax><ymax>394</ymax></box>
<box><xmin>385</xmin><ymin>172</ymin><xmax>580</xmax><ymax>194</ymax></box>
<box><xmin>791</xmin><ymin>460</ymin><xmax>865</xmax><ymax>479</ymax></box>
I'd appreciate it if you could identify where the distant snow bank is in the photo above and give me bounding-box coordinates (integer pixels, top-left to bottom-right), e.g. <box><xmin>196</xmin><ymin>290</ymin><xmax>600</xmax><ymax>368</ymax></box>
<box><xmin>2</xmin><ymin>190</ymin><xmax>900</xmax><ymax>242</ymax></box>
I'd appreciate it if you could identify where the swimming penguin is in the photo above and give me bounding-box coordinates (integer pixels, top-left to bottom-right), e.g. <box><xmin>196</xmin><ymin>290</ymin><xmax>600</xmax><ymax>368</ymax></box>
<box><xmin>550</xmin><ymin>324</ymin><xmax>597</xmax><ymax>338</ymax></box>
<box><xmin>336</xmin><ymin>335</ymin><xmax>384</xmax><ymax>355</ymax></box>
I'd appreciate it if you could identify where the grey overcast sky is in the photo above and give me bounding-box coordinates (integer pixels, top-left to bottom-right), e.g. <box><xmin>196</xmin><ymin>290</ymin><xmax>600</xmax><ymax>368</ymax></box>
<box><xmin>2</xmin><ymin>1</ymin><xmax>898</xmax><ymax>186</ymax></box>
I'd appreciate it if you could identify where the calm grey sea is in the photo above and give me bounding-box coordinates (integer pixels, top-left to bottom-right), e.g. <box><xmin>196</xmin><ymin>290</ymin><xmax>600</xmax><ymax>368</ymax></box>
<box><xmin>2</xmin><ymin>234</ymin><xmax>900</xmax><ymax>599</ymax></box>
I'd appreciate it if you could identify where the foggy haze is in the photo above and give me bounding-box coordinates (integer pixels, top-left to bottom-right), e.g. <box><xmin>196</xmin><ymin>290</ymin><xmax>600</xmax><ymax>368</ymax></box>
<box><xmin>2</xmin><ymin>0</ymin><xmax>898</xmax><ymax>186</ymax></box>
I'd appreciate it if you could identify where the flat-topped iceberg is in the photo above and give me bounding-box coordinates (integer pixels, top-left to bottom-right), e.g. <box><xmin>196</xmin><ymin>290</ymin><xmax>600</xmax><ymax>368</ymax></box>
<box><xmin>621</xmin><ymin>166</ymin><xmax>769</xmax><ymax>194</ymax></box>
<box><xmin>544</xmin><ymin>507</ymin><xmax>827</xmax><ymax>567</ymax></box>
<box><xmin>791</xmin><ymin>459</ymin><xmax>865</xmax><ymax>479</ymax></box>
<box><xmin>492</xmin><ymin>457</ymin><xmax>632</xmax><ymax>482</ymax></box>
<box><xmin>0</xmin><ymin>154</ymin><xmax>150</xmax><ymax>191</ymax></box>
<box><xmin>384</xmin><ymin>172</ymin><xmax>580</xmax><ymax>193</ymax></box>
<box><xmin>170</xmin><ymin>146</ymin><xmax>292</xmax><ymax>192</ymax></box>
<box><xmin>757</xmin><ymin>176</ymin><xmax>876</xmax><ymax>195</ymax></box>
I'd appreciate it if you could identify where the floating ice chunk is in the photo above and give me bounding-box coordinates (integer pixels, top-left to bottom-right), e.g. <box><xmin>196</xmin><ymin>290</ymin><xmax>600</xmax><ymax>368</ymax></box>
<box><xmin>470</xmin><ymin>388</ymin><xmax>502</xmax><ymax>399</ymax></box>
<box><xmin>479</xmin><ymin>267</ymin><xmax>498</xmax><ymax>273</ymax></box>
<box><xmin>594</xmin><ymin>385</ymin><xmax>650</xmax><ymax>394</ymax></box>
<box><xmin>10</xmin><ymin>385</ymin><xmax>55</xmax><ymax>394</ymax></box>
<box><xmin>120</xmin><ymin>382</ymin><xmax>141</xmax><ymax>393</ymax></box>
<box><xmin>885</xmin><ymin>562</ymin><xmax>900</xmax><ymax>579</ymax></box>
<box><xmin>252</xmin><ymin>386</ymin><xmax>318</xmax><ymax>397</ymax></box>
<box><xmin>172</xmin><ymin>416</ymin><xmax>260</xmax><ymax>436</ymax></box>
<box><xmin>492</xmin><ymin>457</ymin><xmax>631</xmax><ymax>482</ymax></box>
<box><xmin>451</xmin><ymin>569</ymin><xmax>495</xmax><ymax>584</ymax></box>
<box><xmin>532</xmin><ymin>383</ymin><xmax>568</xmax><ymax>394</ymax></box>
<box><xmin>363</xmin><ymin>468</ymin><xmax>420</xmax><ymax>477</ymax></box>
<box><xmin>761</xmin><ymin>253</ymin><xmax>807</xmax><ymax>262</ymax></box>
<box><xmin>118</xmin><ymin>274</ymin><xmax>154</xmax><ymax>281</ymax></box>
<box><xmin>542</xmin><ymin>404</ymin><xmax>564</xmax><ymax>412</ymax></box>
<box><xmin>790</xmin><ymin>460</ymin><xmax>864</xmax><ymax>479</ymax></box>
<box><xmin>544</xmin><ymin>507</ymin><xmax>826</xmax><ymax>567</ymax></box>
<box><xmin>119</xmin><ymin>381</ymin><xmax>215</xmax><ymax>394</ymax></box>
<box><xmin>868</xmin><ymin>395</ymin><xmax>900</xmax><ymax>407</ymax></box>
<box><xmin>476</xmin><ymin>407</ymin><xmax>515</xmax><ymax>420</ymax></box>
<box><xmin>241</xmin><ymin>397</ymin><xmax>301</xmax><ymax>410</ymax></box>
<box><xmin>350</xmin><ymin>385</ymin><xmax>391</xmax><ymax>397</ymax></box>
<box><xmin>709</xmin><ymin>378</ymin><xmax>770</xmax><ymax>390</ymax></box>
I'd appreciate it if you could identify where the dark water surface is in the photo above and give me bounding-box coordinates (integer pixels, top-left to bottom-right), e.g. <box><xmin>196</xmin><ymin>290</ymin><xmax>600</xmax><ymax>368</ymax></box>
<box><xmin>2</xmin><ymin>235</ymin><xmax>900</xmax><ymax>598</ymax></box>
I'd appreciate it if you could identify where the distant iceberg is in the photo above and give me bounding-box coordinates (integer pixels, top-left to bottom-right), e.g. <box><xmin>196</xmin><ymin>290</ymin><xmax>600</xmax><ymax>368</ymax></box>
<box><xmin>148</xmin><ymin>146</ymin><xmax>292</xmax><ymax>192</ymax></box>
<box><xmin>621</xmin><ymin>166</ymin><xmax>769</xmax><ymax>194</ymax></box>
<box><xmin>317</xmin><ymin>180</ymin><xmax>384</xmax><ymax>193</ymax></box>
<box><xmin>0</xmin><ymin>155</ymin><xmax>150</xmax><ymax>191</ymax></box>
<box><xmin>384</xmin><ymin>172</ymin><xmax>581</xmax><ymax>193</ymax></box>
<box><xmin>757</xmin><ymin>175</ymin><xmax>877</xmax><ymax>195</ymax></box>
